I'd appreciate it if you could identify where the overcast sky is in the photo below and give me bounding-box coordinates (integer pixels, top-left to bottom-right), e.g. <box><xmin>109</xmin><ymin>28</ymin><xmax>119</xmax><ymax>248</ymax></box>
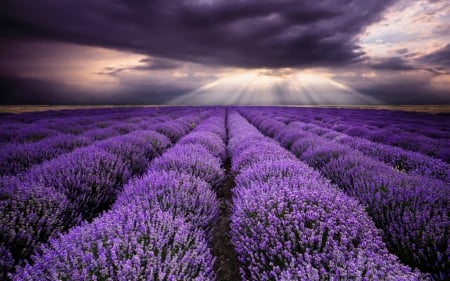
<box><xmin>0</xmin><ymin>0</ymin><xmax>449</xmax><ymax>105</ymax></box>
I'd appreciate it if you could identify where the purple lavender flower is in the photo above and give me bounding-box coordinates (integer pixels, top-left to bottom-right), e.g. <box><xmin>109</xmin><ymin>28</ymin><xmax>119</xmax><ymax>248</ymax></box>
<box><xmin>109</xmin><ymin>122</ymin><xmax>140</xmax><ymax>135</ymax></box>
<box><xmin>0</xmin><ymin>134</ymin><xmax>91</xmax><ymax>176</ymax></box>
<box><xmin>95</xmin><ymin>134</ymin><xmax>158</xmax><ymax>176</ymax></box>
<box><xmin>114</xmin><ymin>170</ymin><xmax>219</xmax><ymax>230</ymax></box>
<box><xmin>150</xmin><ymin>144</ymin><xmax>224</xmax><ymax>189</ymax></box>
<box><xmin>241</xmin><ymin>107</ymin><xmax>449</xmax><ymax>280</ymax></box>
<box><xmin>127</xmin><ymin>130</ymin><xmax>171</xmax><ymax>154</ymax></box>
<box><xmin>12</xmin><ymin>205</ymin><xmax>216</xmax><ymax>281</ymax></box>
<box><xmin>0</xmin><ymin>246</ymin><xmax>14</xmax><ymax>280</ymax></box>
<box><xmin>0</xmin><ymin>125</ymin><xmax>57</xmax><ymax>145</ymax></box>
<box><xmin>194</xmin><ymin>115</ymin><xmax>227</xmax><ymax>141</ymax></box>
<box><xmin>81</xmin><ymin>127</ymin><xmax>119</xmax><ymax>141</ymax></box>
<box><xmin>23</xmin><ymin>146</ymin><xmax>131</xmax><ymax>220</ymax></box>
<box><xmin>150</xmin><ymin>120</ymin><xmax>191</xmax><ymax>142</ymax></box>
<box><xmin>324</xmin><ymin>152</ymin><xmax>450</xmax><ymax>279</ymax></box>
<box><xmin>179</xmin><ymin>132</ymin><xmax>227</xmax><ymax>161</ymax></box>
<box><xmin>231</xmin><ymin>142</ymin><xmax>296</xmax><ymax>173</ymax></box>
<box><xmin>228</xmin><ymin>111</ymin><xmax>422</xmax><ymax>280</ymax></box>
<box><xmin>231</xmin><ymin>178</ymin><xmax>422</xmax><ymax>280</ymax></box>
<box><xmin>0</xmin><ymin>176</ymin><xmax>78</xmax><ymax>278</ymax></box>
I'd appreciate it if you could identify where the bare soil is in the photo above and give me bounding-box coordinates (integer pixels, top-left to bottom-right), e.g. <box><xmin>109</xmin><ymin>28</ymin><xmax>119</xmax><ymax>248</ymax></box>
<box><xmin>211</xmin><ymin>156</ymin><xmax>242</xmax><ymax>281</ymax></box>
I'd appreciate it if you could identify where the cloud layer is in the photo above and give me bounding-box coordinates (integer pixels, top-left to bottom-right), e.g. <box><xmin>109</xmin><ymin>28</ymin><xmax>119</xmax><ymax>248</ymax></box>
<box><xmin>0</xmin><ymin>0</ymin><xmax>449</xmax><ymax>105</ymax></box>
<box><xmin>1</xmin><ymin>0</ymin><xmax>395</xmax><ymax>68</ymax></box>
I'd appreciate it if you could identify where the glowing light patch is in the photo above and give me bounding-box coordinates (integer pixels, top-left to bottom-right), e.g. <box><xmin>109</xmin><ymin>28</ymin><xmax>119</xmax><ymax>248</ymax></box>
<box><xmin>169</xmin><ymin>69</ymin><xmax>379</xmax><ymax>105</ymax></box>
<box><xmin>0</xmin><ymin>40</ymin><xmax>146</xmax><ymax>93</ymax></box>
<box><xmin>431</xmin><ymin>74</ymin><xmax>450</xmax><ymax>91</ymax></box>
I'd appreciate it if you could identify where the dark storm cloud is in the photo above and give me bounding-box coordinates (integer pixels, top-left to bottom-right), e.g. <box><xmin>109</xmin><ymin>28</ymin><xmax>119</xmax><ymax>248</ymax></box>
<box><xmin>370</xmin><ymin>57</ymin><xmax>416</xmax><ymax>71</ymax></box>
<box><xmin>99</xmin><ymin>57</ymin><xmax>182</xmax><ymax>76</ymax></box>
<box><xmin>419</xmin><ymin>44</ymin><xmax>450</xmax><ymax>67</ymax></box>
<box><xmin>0</xmin><ymin>0</ymin><xmax>395</xmax><ymax>68</ymax></box>
<box><xmin>0</xmin><ymin>74</ymin><xmax>89</xmax><ymax>104</ymax></box>
<box><xmin>416</xmin><ymin>44</ymin><xmax>450</xmax><ymax>76</ymax></box>
<box><xmin>0</xmin><ymin>73</ymin><xmax>189</xmax><ymax>105</ymax></box>
<box><xmin>137</xmin><ymin>58</ymin><xmax>181</xmax><ymax>70</ymax></box>
<box><xmin>355</xmin><ymin>79</ymin><xmax>450</xmax><ymax>104</ymax></box>
<box><xmin>396</xmin><ymin>48</ymin><xmax>409</xmax><ymax>55</ymax></box>
<box><xmin>356</xmin><ymin>83</ymin><xmax>450</xmax><ymax>105</ymax></box>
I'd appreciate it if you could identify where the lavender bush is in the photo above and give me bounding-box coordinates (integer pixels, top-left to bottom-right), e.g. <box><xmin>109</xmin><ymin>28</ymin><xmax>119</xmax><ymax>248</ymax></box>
<box><xmin>128</xmin><ymin>130</ymin><xmax>171</xmax><ymax>154</ymax></box>
<box><xmin>150</xmin><ymin>144</ymin><xmax>224</xmax><ymax>189</ymax></box>
<box><xmin>151</xmin><ymin>120</ymin><xmax>192</xmax><ymax>142</ymax></box>
<box><xmin>276</xmin><ymin>118</ymin><xmax>450</xmax><ymax>183</ymax></box>
<box><xmin>0</xmin><ymin>108</ymin><xmax>212</xmax><ymax>280</ymax></box>
<box><xmin>179</xmin><ymin>132</ymin><xmax>227</xmax><ymax>161</ymax></box>
<box><xmin>241</xmin><ymin>108</ymin><xmax>449</xmax><ymax>280</ymax></box>
<box><xmin>194</xmin><ymin>116</ymin><xmax>227</xmax><ymax>141</ymax></box>
<box><xmin>0</xmin><ymin>134</ymin><xmax>91</xmax><ymax>176</ymax></box>
<box><xmin>228</xmin><ymin>111</ymin><xmax>420</xmax><ymax>280</ymax></box>
<box><xmin>81</xmin><ymin>127</ymin><xmax>119</xmax><ymax>141</ymax></box>
<box><xmin>325</xmin><ymin>153</ymin><xmax>449</xmax><ymax>279</ymax></box>
<box><xmin>1</xmin><ymin>106</ymin><xmax>447</xmax><ymax>280</ymax></box>
<box><xmin>114</xmin><ymin>170</ymin><xmax>219</xmax><ymax>231</ymax></box>
<box><xmin>231</xmin><ymin>141</ymin><xmax>296</xmax><ymax>173</ymax></box>
<box><xmin>109</xmin><ymin>122</ymin><xmax>140</xmax><ymax>135</ymax></box>
<box><xmin>23</xmin><ymin>146</ymin><xmax>131</xmax><ymax>221</ymax></box>
<box><xmin>12</xmin><ymin>205</ymin><xmax>216</xmax><ymax>281</ymax></box>
<box><xmin>95</xmin><ymin>134</ymin><xmax>158</xmax><ymax>176</ymax></box>
<box><xmin>0</xmin><ymin>177</ymin><xmax>77</xmax><ymax>278</ymax></box>
<box><xmin>231</xmin><ymin>178</ymin><xmax>421</xmax><ymax>280</ymax></box>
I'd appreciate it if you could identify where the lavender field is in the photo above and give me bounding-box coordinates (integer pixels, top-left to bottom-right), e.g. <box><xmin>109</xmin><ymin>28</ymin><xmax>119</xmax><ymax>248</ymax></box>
<box><xmin>0</xmin><ymin>106</ymin><xmax>449</xmax><ymax>281</ymax></box>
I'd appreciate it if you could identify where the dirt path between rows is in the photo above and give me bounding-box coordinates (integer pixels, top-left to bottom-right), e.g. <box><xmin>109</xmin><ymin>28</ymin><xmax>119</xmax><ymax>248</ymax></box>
<box><xmin>210</xmin><ymin>110</ymin><xmax>241</xmax><ymax>281</ymax></box>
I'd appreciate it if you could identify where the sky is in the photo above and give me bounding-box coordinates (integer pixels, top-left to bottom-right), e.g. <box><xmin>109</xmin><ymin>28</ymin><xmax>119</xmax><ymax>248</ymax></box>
<box><xmin>0</xmin><ymin>0</ymin><xmax>449</xmax><ymax>105</ymax></box>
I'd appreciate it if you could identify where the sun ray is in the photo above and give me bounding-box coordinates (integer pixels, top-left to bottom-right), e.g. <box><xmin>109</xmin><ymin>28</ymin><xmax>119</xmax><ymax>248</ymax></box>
<box><xmin>169</xmin><ymin>69</ymin><xmax>380</xmax><ymax>105</ymax></box>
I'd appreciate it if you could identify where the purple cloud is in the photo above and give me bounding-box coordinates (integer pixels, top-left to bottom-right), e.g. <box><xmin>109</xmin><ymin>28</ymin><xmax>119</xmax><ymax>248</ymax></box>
<box><xmin>370</xmin><ymin>57</ymin><xmax>416</xmax><ymax>71</ymax></box>
<box><xmin>0</xmin><ymin>73</ymin><xmax>189</xmax><ymax>104</ymax></box>
<box><xmin>0</xmin><ymin>0</ymin><xmax>396</xmax><ymax>68</ymax></box>
<box><xmin>98</xmin><ymin>57</ymin><xmax>182</xmax><ymax>76</ymax></box>
<box><xmin>419</xmin><ymin>44</ymin><xmax>450</xmax><ymax>67</ymax></box>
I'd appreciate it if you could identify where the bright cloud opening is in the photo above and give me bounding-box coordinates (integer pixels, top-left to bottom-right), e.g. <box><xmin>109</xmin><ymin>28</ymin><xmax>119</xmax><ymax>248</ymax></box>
<box><xmin>169</xmin><ymin>69</ymin><xmax>379</xmax><ymax>105</ymax></box>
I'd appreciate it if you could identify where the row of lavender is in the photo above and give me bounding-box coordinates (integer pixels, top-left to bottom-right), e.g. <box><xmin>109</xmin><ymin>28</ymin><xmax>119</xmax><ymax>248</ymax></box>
<box><xmin>0</xmin><ymin>107</ymin><xmax>156</xmax><ymax>124</ymax></box>
<box><xmin>244</xmin><ymin>108</ymin><xmax>450</xmax><ymax>184</ymax></box>
<box><xmin>1</xmin><ymin>108</ymin><xmax>213</xmax><ymax>279</ymax></box>
<box><xmin>9</xmin><ymin>110</ymin><xmax>227</xmax><ymax>280</ymax></box>
<box><xmin>262</xmin><ymin>107</ymin><xmax>450</xmax><ymax>163</ymax></box>
<box><xmin>0</xmin><ymin>107</ymin><xmax>155</xmax><ymax>145</ymax></box>
<box><xmin>2</xmin><ymin>106</ymin><xmax>447</xmax><ymax>280</ymax></box>
<box><xmin>0</xmin><ymin>107</ymin><xmax>207</xmax><ymax>176</ymax></box>
<box><xmin>240</xmin><ymin>108</ymin><xmax>449</xmax><ymax>280</ymax></box>
<box><xmin>271</xmin><ymin>107</ymin><xmax>450</xmax><ymax>140</ymax></box>
<box><xmin>227</xmin><ymin>111</ymin><xmax>422</xmax><ymax>280</ymax></box>
<box><xmin>0</xmin><ymin>106</ymin><xmax>199</xmax><ymax>126</ymax></box>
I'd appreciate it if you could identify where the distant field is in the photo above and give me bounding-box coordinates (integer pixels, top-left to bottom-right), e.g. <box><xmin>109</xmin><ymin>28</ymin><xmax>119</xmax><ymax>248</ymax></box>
<box><xmin>320</xmin><ymin>105</ymin><xmax>450</xmax><ymax>114</ymax></box>
<box><xmin>1</xmin><ymin>104</ymin><xmax>449</xmax><ymax>114</ymax></box>
<box><xmin>0</xmin><ymin>105</ymin><xmax>155</xmax><ymax>114</ymax></box>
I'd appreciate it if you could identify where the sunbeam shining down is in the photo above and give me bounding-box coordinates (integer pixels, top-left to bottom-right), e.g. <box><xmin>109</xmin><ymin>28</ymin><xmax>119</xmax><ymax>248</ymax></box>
<box><xmin>169</xmin><ymin>70</ymin><xmax>379</xmax><ymax>105</ymax></box>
